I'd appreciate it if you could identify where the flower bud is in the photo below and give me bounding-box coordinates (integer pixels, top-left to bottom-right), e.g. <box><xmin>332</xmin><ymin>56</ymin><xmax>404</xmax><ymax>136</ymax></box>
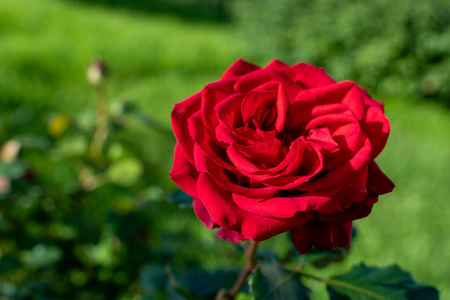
<box><xmin>86</xmin><ymin>59</ymin><xmax>108</xmax><ymax>85</ymax></box>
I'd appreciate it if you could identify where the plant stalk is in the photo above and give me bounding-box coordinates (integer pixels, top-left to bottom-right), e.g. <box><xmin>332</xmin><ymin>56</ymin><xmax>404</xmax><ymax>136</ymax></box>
<box><xmin>89</xmin><ymin>83</ymin><xmax>109</xmax><ymax>157</ymax></box>
<box><xmin>216</xmin><ymin>239</ymin><xmax>258</xmax><ymax>300</ymax></box>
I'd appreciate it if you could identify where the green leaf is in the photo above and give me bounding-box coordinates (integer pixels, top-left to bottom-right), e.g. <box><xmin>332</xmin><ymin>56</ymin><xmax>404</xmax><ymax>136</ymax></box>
<box><xmin>55</xmin><ymin>135</ymin><xmax>88</xmax><ymax>157</ymax></box>
<box><xmin>0</xmin><ymin>161</ymin><xmax>26</xmax><ymax>179</ymax></box>
<box><xmin>22</xmin><ymin>244</ymin><xmax>63</xmax><ymax>268</ymax></box>
<box><xmin>167</xmin><ymin>190</ymin><xmax>193</xmax><ymax>208</ymax></box>
<box><xmin>107</xmin><ymin>157</ymin><xmax>144</xmax><ymax>187</ymax></box>
<box><xmin>18</xmin><ymin>134</ymin><xmax>52</xmax><ymax>151</ymax></box>
<box><xmin>250</xmin><ymin>260</ymin><xmax>310</xmax><ymax>300</ymax></box>
<box><xmin>327</xmin><ymin>264</ymin><xmax>439</xmax><ymax>300</ymax></box>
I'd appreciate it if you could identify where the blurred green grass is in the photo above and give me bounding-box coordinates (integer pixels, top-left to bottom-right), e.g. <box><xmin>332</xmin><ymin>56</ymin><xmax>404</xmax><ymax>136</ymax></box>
<box><xmin>0</xmin><ymin>0</ymin><xmax>241</xmax><ymax>117</ymax></box>
<box><xmin>1</xmin><ymin>0</ymin><xmax>449</xmax><ymax>298</ymax></box>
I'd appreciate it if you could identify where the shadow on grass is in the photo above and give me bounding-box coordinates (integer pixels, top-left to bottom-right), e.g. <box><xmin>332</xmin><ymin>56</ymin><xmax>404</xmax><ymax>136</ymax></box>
<box><xmin>65</xmin><ymin>0</ymin><xmax>231</xmax><ymax>22</ymax></box>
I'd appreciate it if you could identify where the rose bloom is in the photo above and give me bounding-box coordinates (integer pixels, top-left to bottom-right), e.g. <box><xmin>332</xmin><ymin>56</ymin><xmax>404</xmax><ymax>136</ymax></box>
<box><xmin>170</xmin><ymin>59</ymin><xmax>394</xmax><ymax>254</ymax></box>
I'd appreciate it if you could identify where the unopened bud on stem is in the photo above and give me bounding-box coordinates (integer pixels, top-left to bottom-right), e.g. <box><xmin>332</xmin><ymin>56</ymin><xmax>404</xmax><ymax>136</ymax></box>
<box><xmin>87</xmin><ymin>59</ymin><xmax>108</xmax><ymax>85</ymax></box>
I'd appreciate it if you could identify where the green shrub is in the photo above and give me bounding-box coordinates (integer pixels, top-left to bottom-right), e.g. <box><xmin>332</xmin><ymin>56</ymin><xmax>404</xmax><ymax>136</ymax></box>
<box><xmin>234</xmin><ymin>0</ymin><xmax>450</xmax><ymax>103</ymax></box>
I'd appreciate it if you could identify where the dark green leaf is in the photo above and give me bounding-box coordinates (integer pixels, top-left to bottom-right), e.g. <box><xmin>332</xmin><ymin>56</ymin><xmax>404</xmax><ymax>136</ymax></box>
<box><xmin>327</xmin><ymin>264</ymin><xmax>439</xmax><ymax>300</ymax></box>
<box><xmin>139</xmin><ymin>264</ymin><xmax>169</xmax><ymax>298</ymax></box>
<box><xmin>167</xmin><ymin>190</ymin><xmax>193</xmax><ymax>208</ymax></box>
<box><xmin>250</xmin><ymin>260</ymin><xmax>310</xmax><ymax>300</ymax></box>
<box><xmin>0</xmin><ymin>256</ymin><xmax>21</xmax><ymax>274</ymax></box>
<box><xmin>174</xmin><ymin>267</ymin><xmax>239</xmax><ymax>299</ymax></box>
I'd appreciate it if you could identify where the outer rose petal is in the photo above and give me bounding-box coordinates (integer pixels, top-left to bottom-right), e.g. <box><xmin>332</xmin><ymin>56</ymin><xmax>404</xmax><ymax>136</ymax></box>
<box><xmin>280</xmin><ymin>62</ymin><xmax>336</xmax><ymax>88</ymax></box>
<box><xmin>201</xmin><ymin>77</ymin><xmax>237</xmax><ymax>133</ymax></box>
<box><xmin>367</xmin><ymin>162</ymin><xmax>395</xmax><ymax>195</ymax></box>
<box><xmin>188</xmin><ymin>111</ymin><xmax>235</xmax><ymax>171</ymax></box>
<box><xmin>232</xmin><ymin>187</ymin><xmax>341</xmax><ymax>218</ymax></box>
<box><xmin>290</xmin><ymin>221</ymin><xmax>353</xmax><ymax>254</ymax></box>
<box><xmin>362</xmin><ymin>105</ymin><xmax>390</xmax><ymax>160</ymax></box>
<box><xmin>171</xmin><ymin>92</ymin><xmax>201</xmax><ymax>163</ymax></box>
<box><xmin>193</xmin><ymin>198</ymin><xmax>218</xmax><ymax>230</ymax></box>
<box><xmin>318</xmin><ymin>194</ymin><xmax>379</xmax><ymax>223</ymax></box>
<box><xmin>234</xmin><ymin>66</ymin><xmax>299</xmax><ymax>97</ymax></box>
<box><xmin>170</xmin><ymin>143</ymin><xmax>200</xmax><ymax>199</ymax></box>
<box><xmin>299</xmin><ymin>135</ymin><xmax>371</xmax><ymax>191</ymax></box>
<box><xmin>216</xmin><ymin>228</ymin><xmax>247</xmax><ymax>243</ymax></box>
<box><xmin>265</xmin><ymin>59</ymin><xmax>290</xmax><ymax>72</ymax></box>
<box><xmin>221</xmin><ymin>58</ymin><xmax>260</xmax><ymax>80</ymax></box>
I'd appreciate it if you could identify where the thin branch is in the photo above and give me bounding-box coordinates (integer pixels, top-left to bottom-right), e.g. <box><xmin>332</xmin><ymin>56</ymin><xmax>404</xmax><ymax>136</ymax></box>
<box><xmin>216</xmin><ymin>240</ymin><xmax>258</xmax><ymax>300</ymax></box>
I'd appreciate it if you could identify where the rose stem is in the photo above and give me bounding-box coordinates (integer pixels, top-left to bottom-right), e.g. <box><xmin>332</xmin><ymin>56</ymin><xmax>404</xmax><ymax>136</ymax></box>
<box><xmin>216</xmin><ymin>239</ymin><xmax>258</xmax><ymax>300</ymax></box>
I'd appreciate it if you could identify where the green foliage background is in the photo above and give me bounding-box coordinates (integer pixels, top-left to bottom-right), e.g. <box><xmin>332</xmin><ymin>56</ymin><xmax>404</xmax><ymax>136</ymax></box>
<box><xmin>0</xmin><ymin>0</ymin><xmax>449</xmax><ymax>299</ymax></box>
<box><xmin>235</xmin><ymin>0</ymin><xmax>450</xmax><ymax>104</ymax></box>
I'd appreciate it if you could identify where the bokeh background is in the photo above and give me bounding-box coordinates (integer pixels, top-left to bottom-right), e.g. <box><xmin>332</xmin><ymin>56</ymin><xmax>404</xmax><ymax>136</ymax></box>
<box><xmin>0</xmin><ymin>0</ymin><xmax>449</xmax><ymax>299</ymax></box>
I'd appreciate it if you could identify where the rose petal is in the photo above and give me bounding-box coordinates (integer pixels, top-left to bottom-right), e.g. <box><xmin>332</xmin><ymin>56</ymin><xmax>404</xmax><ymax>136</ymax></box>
<box><xmin>367</xmin><ymin>162</ymin><xmax>395</xmax><ymax>195</ymax></box>
<box><xmin>331</xmin><ymin>165</ymin><xmax>369</xmax><ymax>211</ymax></box>
<box><xmin>288</xmin><ymin>81</ymin><xmax>355</xmax><ymax>128</ymax></box>
<box><xmin>362</xmin><ymin>105</ymin><xmax>390</xmax><ymax>159</ymax></box>
<box><xmin>170</xmin><ymin>143</ymin><xmax>200</xmax><ymax>199</ymax></box>
<box><xmin>275</xmin><ymin>81</ymin><xmax>288</xmax><ymax>132</ymax></box>
<box><xmin>221</xmin><ymin>58</ymin><xmax>260</xmax><ymax>80</ymax></box>
<box><xmin>234</xmin><ymin>66</ymin><xmax>299</xmax><ymax>99</ymax></box>
<box><xmin>227</xmin><ymin>138</ymin><xmax>323</xmax><ymax>188</ymax></box>
<box><xmin>188</xmin><ymin>111</ymin><xmax>235</xmax><ymax>171</ymax></box>
<box><xmin>307</xmin><ymin>127</ymin><xmax>340</xmax><ymax>156</ymax></box>
<box><xmin>290</xmin><ymin>220</ymin><xmax>352</xmax><ymax>254</ymax></box>
<box><xmin>193</xmin><ymin>144</ymin><xmax>278</xmax><ymax>198</ymax></box>
<box><xmin>280</xmin><ymin>62</ymin><xmax>336</xmax><ymax>89</ymax></box>
<box><xmin>264</xmin><ymin>59</ymin><xmax>290</xmax><ymax>71</ymax></box>
<box><xmin>196</xmin><ymin>173</ymin><xmax>313</xmax><ymax>241</ymax></box>
<box><xmin>241</xmin><ymin>87</ymin><xmax>278</xmax><ymax>130</ymax></box>
<box><xmin>228</xmin><ymin>137</ymin><xmax>286</xmax><ymax>169</ymax></box>
<box><xmin>171</xmin><ymin>92</ymin><xmax>202</xmax><ymax>163</ymax></box>
<box><xmin>317</xmin><ymin>194</ymin><xmax>379</xmax><ymax>223</ymax></box>
<box><xmin>202</xmin><ymin>77</ymin><xmax>237</xmax><ymax>133</ymax></box>
<box><xmin>359</xmin><ymin>87</ymin><xmax>384</xmax><ymax>107</ymax></box>
<box><xmin>232</xmin><ymin>187</ymin><xmax>341</xmax><ymax>218</ymax></box>
<box><xmin>216</xmin><ymin>125</ymin><xmax>276</xmax><ymax>146</ymax></box>
<box><xmin>299</xmin><ymin>135</ymin><xmax>371</xmax><ymax>191</ymax></box>
<box><xmin>193</xmin><ymin>198</ymin><xmax>218</xmax><ymax>230</ymax></box>
<box><xmin>215</xmin><ymin>93</ymin><xmax>245</xmax><ymax>129</ymax></box>
<box><xmin>260</xmin><ymin>141</ymin><xmax>323</xmax><ymax>189</ymax></box>
<box><xmin>216</xmin><ymin>228</ymin><xmax>247</xmax><ymax>243</ymax></box>
<box><xmin>341</xmin><ymin>83</ymin><xmax>366</xmax><ymax>120</ymax></box>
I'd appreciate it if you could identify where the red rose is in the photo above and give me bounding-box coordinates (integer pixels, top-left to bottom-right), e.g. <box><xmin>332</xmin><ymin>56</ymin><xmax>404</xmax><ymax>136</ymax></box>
<box><xmin>170</xmin><ymin>59</ymin><xmax>394</xmax><ymax>254</ymax></box>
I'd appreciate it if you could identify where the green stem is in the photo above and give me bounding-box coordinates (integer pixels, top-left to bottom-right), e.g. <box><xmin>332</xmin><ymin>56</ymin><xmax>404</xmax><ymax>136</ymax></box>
<box><xmin>89</xmin><ymin>83</ymin><xmax>109</xmax><ymax>157</ymax></box>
